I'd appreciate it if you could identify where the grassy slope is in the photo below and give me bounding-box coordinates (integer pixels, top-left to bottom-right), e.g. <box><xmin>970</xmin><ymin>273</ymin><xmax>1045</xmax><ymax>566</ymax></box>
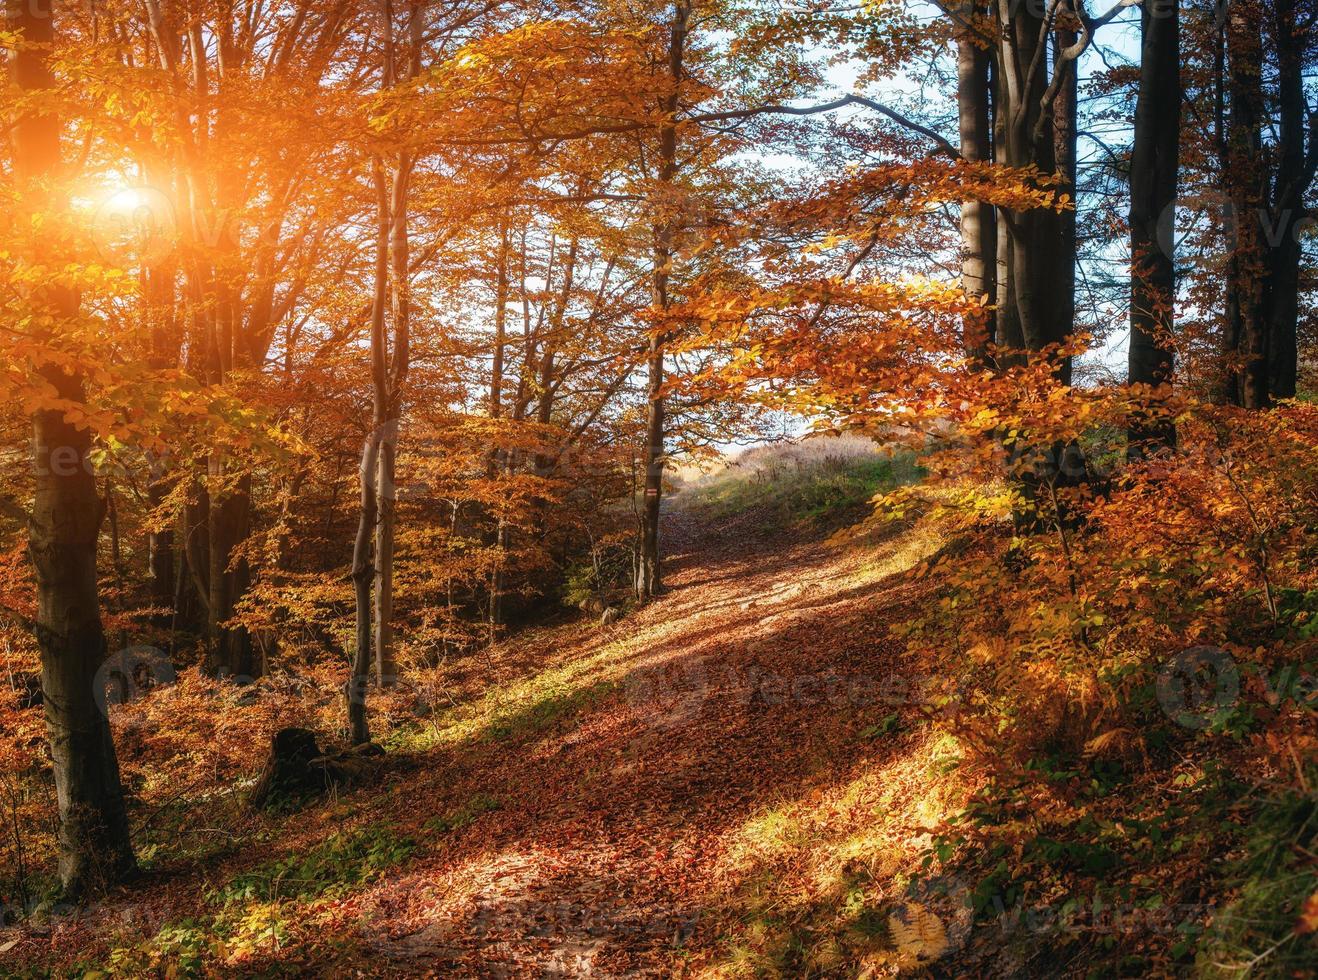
<box><xmin>6</xmin><ymin>445</ymin><xmax>1316</xmax><ymax>977</ymax></box>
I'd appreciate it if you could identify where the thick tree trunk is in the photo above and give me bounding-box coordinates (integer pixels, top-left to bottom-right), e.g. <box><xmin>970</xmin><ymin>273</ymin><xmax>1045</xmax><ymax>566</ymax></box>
<box><xmin>207</xmin><ymin>469</ymin><xmax>255</xmax><ymax>678</ymax></box>
<box><xmin>637</xmin><ymin>343</ymin><xmax>666</xmax><ymax>600</ymax></box>
<box><xmin>1222</xmin><ymin>1</ymin><xmax>1270</xmax><ymax>408</ymax></box>
<box><xmin>1263</xmin><ymin>0</ymin><xmax>1309</xmax><ymax>401</ymax></box>
<box><xmin>10</xmin><ymin>0</ymin><xmax>135</xmax><ymax>895</ymax></box>
<box><xmin>996</xmin><ymin>0</ymin><xmax>1074</xmax><ymax>370</ymax></box>
<box><xmin>992</xmin><ymin>0</ymin><xmax>1086</xmax><ymax>526</ymax></box>
<box><xmin>147</xmin><ymin>472</ymin><xmax>174</xmax><ymax>623</ymax></box>
<box><xmin>1127</xmin><ymin>0</ymin><xmax>1180</xmax><ymax>456</ymax></box>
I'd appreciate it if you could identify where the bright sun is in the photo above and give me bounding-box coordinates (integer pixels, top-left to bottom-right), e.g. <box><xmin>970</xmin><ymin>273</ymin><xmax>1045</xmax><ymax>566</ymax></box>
<box><xmin>103</xmin><ymin>187</ymin><xmax>147</xmax><ymax>213</ymax></box>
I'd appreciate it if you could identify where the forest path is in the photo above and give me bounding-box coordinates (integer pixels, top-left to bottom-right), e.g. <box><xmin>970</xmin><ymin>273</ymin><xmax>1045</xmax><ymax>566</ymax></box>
<box><xmin>348</xmin><ymin>502</ymin><xmax>935</xmax><ymax>977</ymax></box>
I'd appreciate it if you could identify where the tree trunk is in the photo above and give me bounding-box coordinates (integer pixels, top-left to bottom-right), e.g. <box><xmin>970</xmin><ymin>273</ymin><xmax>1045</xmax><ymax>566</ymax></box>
<box><xmin>349</xmin><ymin>153</ymin><xmax>393</xmax><ymax>743</ymax></box>
<box><xmin>206</xmin><ymin>469</ymin><xmax>255</xmax><ymax>679</ymax></box>
<box><xmin>488</xmin><ymin>222</ymin><xmax>510</xmax><ymax>631</ymax></box>
<box><xmin>957</xmin><ymin>2</ymin><xmax>996</xmax><ymax>361</ymax></box>
<box><xmin>992</xmin><ymin>0</ymin><xmax>1085</xmax><ymax>527</ymax></box>
<box><xmin>1222</xmin><ymin>0</ymin><xmax>1269</xmax><ymax>408</ymax></box>
<box><xmin>372</xmin><ymin>5</ymin><xmax>420</xmax><ymax>685</ymax></box>
<box><xmin>636</xmin><ymin>0</ymin><xmax>689</xmax><ymax>601</ymax></box>
<box><xmin>348</xmin><ymin>432</ymin><xmax>381</xmax><ymax>746</ymax></box>
<box><xmin>145</xmin><ymin>262</ymin><xmax>177</xmax><ymax>622</ymax></box>
<box><xmin>1263</xmin><ymin>0</ymin><xmax>1309</xmax><ymax>402</ymax></box>
<box><xmin>1127</xmin><ymin>0</ymin><xmax>1180</xmax><ymax>456</ymax></box>
<box><xmin>10</xmin><ymin>0</ymin><xmax>135</xmax><ymax>895</ymax></box>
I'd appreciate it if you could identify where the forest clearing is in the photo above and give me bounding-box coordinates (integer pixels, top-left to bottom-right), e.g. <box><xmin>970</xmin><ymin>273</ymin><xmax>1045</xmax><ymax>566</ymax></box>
<box><xmin>1</xmin><ymin>0</ymin><xmax>1317</xmax><ymax>976</ymax></box>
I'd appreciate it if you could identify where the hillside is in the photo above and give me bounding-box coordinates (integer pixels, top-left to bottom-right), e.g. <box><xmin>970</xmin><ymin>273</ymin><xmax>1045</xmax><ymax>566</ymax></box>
<box><xmin>7</xmin><ymin>446</ymin><xmax>1315</xmax><ymax>978</ymax></box>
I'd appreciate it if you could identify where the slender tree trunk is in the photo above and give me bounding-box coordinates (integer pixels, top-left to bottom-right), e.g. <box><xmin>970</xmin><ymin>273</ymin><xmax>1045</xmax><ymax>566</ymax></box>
<box><xmin>348</xmin><ymin>156</ymin><xmax>392</xmax><ymax>744</ymax></box>
<box><xmin>348</xmin><ymin>434</ymin><xmax>380</xmax><ymax>746</ymax></box>
<box><xmin>636</xmin><ymin>0</ymin><xmax>689</xmax><ymax>601</ymax></box>
<box><xmin>1051</xmin><ymin>11</ymin><xmax>1078</xmax><ymax>372</ymax></box>
<box><xmin>1127</xmin><ymin>0</ymin><xmax>1180</xmax><ymax>456</ymax></box>
<box><xmin>372</xmin><ymin>4</ymin><xmax>420</xmax><ymax>685</ymax></box>
<box><xmin>144</xmin><ymin>260</ymin><xmax>177</xmax><ymax>621</ymax></box>
<box><xmin>10</xmin><ymin>0</ymin><xmax>135</xmax><ymax>895</ymax></box>
<box><xmin>488</xmin><ymin>222</ymin><xmax>510</xmax><ymax>631</ymax></box>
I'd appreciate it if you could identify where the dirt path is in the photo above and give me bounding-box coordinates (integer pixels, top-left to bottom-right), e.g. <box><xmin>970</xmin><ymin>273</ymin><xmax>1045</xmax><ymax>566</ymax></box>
<box><xmin>329</xmin><ymin>505</ymin><xmax>934</xmax><ymax>976</ymax></box>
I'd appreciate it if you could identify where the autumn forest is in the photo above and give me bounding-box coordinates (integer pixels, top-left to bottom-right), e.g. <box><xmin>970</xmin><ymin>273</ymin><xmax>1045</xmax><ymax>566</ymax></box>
<box><xmin>1</xmin><ymin>0</ymin><xmax>1316</xmax><ymax>975</ymax></box>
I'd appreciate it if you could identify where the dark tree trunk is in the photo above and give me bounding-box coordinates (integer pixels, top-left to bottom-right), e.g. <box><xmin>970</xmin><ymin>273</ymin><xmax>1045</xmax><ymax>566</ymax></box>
<box><xmin>1127</xmin><ymin>0</ymin><xmax>1181</xmax><ymax>456</ymax></box>
<box><xmin>995</xmin><ymin>0</ymin><xmax>1075</xmax><ymax>371</ymax></box>
<box><xmin>991</xmin><ymin>0</ymin><xmax>1087</xmax><ymax>527</ymax></box>
<box><xmin>488</xmin><ymin>222</ymin><xmax>510</xmax><ymax>631</ymax></box>
<box><xmin>1222</xmin><ymin>1</ymin><xmax>1270</xmax><ymax>408</ymax></box>
<box><xmin>206</xmin><ymin>469</ymin><xmax>255</xmax><ymax>678</ymax></box>
<box><xmin>10</xmin><ymin>0</ymin><xmax>135</xmax><ymax>895</ymax></box>
<box><xmin>1263</xmin><ymin>0</ymin><xmax>1311</xmax><ymax>401</ymax></box>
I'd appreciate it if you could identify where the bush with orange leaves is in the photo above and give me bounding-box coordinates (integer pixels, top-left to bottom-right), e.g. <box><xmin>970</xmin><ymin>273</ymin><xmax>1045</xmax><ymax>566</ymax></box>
<box><xmin>879</xmin><ymin>398</ymin><xmax>1318</xmax><ymax>971</ymax></box>
<box><xmin>894</xmin><ymin>401</ymin><xmax>1318</xmax><ymax>762</ymax></box>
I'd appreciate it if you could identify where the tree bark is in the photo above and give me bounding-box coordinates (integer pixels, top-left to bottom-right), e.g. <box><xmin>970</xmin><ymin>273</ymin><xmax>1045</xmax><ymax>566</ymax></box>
<box><xmin>348</xmin><ymin>432</ymin><xmax>381</xmax><ymax>746</ymax></box>
<box><xmin>10</xmin><ymin>0</ymin><xmax>135</xmax><ymax>895</ymax></box>
<box><xmin>1127</xmin><ymin>0</ymin><xmax>1180</xmax><ymax>455</ymax></box>
<box><xmin>349</xmin><ymin>156</ymin><xmax>392</xmax><ymax>745</ymax></box>
<box><xmin>1262</xmin><ymin>0</ymin><xmax>1309</xmax><ymax>401</ymax></box>
<box><xmin>957</xmin><ymin>1</ymin><xmax>996</xmax><ymax>362</ymax></box>
<box><xmin>144</xmin><ymin>259</ymin><xmax>177</xmax><ymax>621</ymax></box>
<box><xmin>1222</xmin><ymin>0</ymin><xmax>1270</xmax><ymax>408</ymax></box>
<box><xmin>370</xmin><ymin>1</ymin><xmax>420</xmax><ymax>686</ymax></box>
<box><xmin>206</xmin><ymin>470</ymin><xmax>255</xmax><ymax>678</ymax></box>
<box><xmin>991</xmin><ymin>0</ymin><xmax>1086</xmax><ymax>526</ymax></box>
<box><xmin>636</xmin><ymin>0</ymin><xmax>690</xmax><ymax>601</ymax></box>
<box><xmin>488</xmin><ymin>221</ymin><xmax>511</xmax><ymax>631</ymax></box>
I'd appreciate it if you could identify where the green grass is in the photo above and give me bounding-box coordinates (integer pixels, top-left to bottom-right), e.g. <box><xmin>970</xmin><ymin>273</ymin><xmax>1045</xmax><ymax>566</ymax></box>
<box><xmin>212</xmin><ymin>823</ymin><xmax>417</xmax><ymax>904</ymax></box>
<box><xmin>682</xmin><ymin>450</ymin><xmax>922</xmax><ymax>528</ymax></box>
<box><xmin>1195</xmin><ymin>773</ymin><xmax>1318</xmax><ymax>976</ymax></box>
<box><xmin>423</xmin><ymin>794</ymin><xmax>502</xmax><ymax>836</ymax></box>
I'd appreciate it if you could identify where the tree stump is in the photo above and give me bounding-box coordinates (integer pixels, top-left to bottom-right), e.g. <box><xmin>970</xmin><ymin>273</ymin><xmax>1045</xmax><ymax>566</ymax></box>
<box><xmin>247</xmin><ymin>728</ymin><xmax>383</xmax><ymax>811</ymax></box>
<box><xmin>248</xmin><ymin>728</ymin><xmax>328</xmax><ymax>811</ymax></box>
